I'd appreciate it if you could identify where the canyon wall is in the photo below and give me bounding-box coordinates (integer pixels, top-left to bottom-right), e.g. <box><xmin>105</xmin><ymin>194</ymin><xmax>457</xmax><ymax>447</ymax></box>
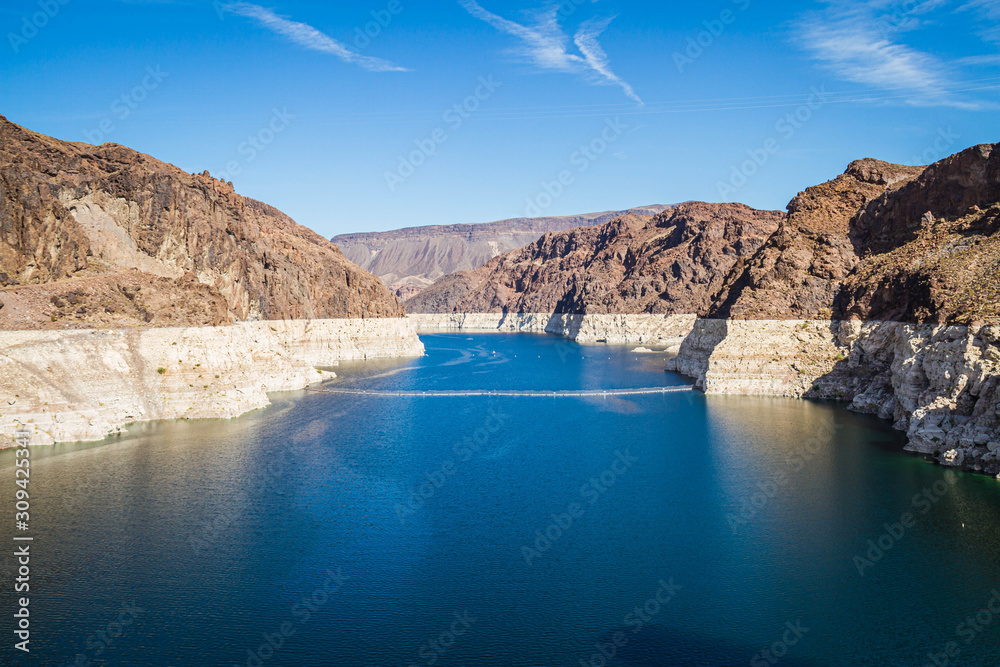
<box><xmin>332</xmin><ymin>206</ymin><xmax>672</xmax><ymax>299</ymax></box>
<box><xmin>0</xmin><ymin>318</ymin><xmax>424</xmax><ymax>447</ymax></box>
<box><xmin>0</xmin><ymin>113</ymin><xmax>405</xmax><ymax>330</ymax></box>
<box><xmin>406</xmin><ymin>203</ymin><xmax>784</xmax><ymax>316</ymax></box>
<box><xmin>407</xmin><ymin>144</ymin><xmax>1000</xmax><ymax>476</ymax></box>
<box><xmin>667</xmin><ymin>320</ymin><xmax>1000</xmax><ymax>475</ymax></box>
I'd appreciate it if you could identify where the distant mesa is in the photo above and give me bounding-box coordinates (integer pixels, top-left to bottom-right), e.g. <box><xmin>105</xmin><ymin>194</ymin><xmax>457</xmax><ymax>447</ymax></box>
<box><xmin>331</xmin><ymin>206</ymin><xmax>674</xmax><ymax>300</ymax></box>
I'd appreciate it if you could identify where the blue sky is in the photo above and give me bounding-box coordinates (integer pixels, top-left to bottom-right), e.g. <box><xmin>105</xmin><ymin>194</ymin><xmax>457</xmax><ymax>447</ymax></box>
<box><xmin>1</xmin><ymin>0</ymin><xmax>999</xmax><ymax>237</ymax></box>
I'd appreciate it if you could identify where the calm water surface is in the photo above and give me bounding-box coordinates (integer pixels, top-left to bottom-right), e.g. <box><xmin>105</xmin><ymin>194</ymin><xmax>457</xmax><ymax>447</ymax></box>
<box><xmin>2</xmin><ymin>333</ymin><xmax>999</xmax><ymax>666</ymax></box>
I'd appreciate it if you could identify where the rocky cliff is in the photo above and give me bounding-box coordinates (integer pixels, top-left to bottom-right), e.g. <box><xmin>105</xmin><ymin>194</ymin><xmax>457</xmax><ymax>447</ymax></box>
<box><xmin>406</xmin><ymin>202</ymin><xmax>783</xmax><ymax>315</ymax></box>
<box><xmin>708</xmin><ymin>159</ymin><xmax>925</xmax><ymax>320</ymax></box>
<box><xmin>332</xmin><ymin>205</ymin><xmax>672</xmax><ymax>299</ymax></box>
<box><xmin>836</xmin><ymin>144</ymin><xmax>1000</xmax><ymax>323</ymax></box>
<box><xmin>1</xmin><ymin>319</ymin><xmax>424</xmax><ymax>446</ymax></box>
<box><xmin>665</xmin><ymin>145</ymin><xmax>1000</xmax><ymax>476</ymax></box>
<box><xmin>666</xmin><ymin>319</ymin><xmax>1000</xmax><ymax>477</ymax></box>
<box><xmin>0</xmin><ymin>114</ymin><xmax>404</xmax><ymax>329</ymax></box>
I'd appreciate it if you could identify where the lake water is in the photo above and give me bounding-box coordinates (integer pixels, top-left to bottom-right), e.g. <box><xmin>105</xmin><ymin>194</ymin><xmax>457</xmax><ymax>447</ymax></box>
<box><xmin>2</xmin><ymin>333</ymin><xmax>1000</xmax><ymax>666</ymax></box>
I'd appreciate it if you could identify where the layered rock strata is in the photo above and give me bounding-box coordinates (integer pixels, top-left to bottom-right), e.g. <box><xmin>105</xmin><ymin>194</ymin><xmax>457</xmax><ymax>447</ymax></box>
<box><xmin>333</xmin><ymin>206</ymin><xmax>673</xmax><ymax>299</ymax></box>
<box><xmin>667</xmin><ymin>320</ymin><xmax>1000</xmax><ymax>475</ymax></box>
<box><xmin>1</xmin><ymin>318</ymin><xmax>424</xmax><ymax>446</ymax></box>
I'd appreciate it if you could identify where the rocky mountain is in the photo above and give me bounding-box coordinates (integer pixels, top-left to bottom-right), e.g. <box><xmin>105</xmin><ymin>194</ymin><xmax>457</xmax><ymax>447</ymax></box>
<box><xmin>406</xmin><ymin>202</ymin><xmax>784</xmax><ymax>315</ymax></box>
<box><xmin>836</xmin><ymin>143</ymin><xmax>1000</xmax><ymax>323</ymax></box>
<box><xmin>708</xmin><ymin>159</ymin><xmax>925</xmax><ymax>320</ymax></box>
<box><xmin>412</xmin><ymin>144</ymin><xmax>1000</xmax><ymax>326</ymax></box>
<box><xmin>332</xmin><ymin>205</ymin><xmax>673</xmax><ymax>299</ymax></box>
<box><xmin>0</xmin><ymin>114</ymin><xmax>403</xmax><ymax>330</ymax></box>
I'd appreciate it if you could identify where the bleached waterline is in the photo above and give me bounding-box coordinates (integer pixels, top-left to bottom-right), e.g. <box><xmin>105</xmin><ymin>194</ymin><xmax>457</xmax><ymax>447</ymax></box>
<box><xmin>308</xmin><ymin>387</ymin><xmax>693</xmax><ymax>398</ymax></box>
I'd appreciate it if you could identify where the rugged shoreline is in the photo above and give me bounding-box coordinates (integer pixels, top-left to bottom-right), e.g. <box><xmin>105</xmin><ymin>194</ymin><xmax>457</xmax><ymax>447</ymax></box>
<box><xmin>1</xmin><ymin>318</ymin><xmax>424</xmax><ymax>447</ymax></box>
<box><xmin>411</xmin><ymin>313</ymin><xmax>1000</xmax><ymax>477</ymax></box>
<box><xmin>670</xmin><ymin>319</ymin><xmax>1000</xmax><ymax>477</ymax></box>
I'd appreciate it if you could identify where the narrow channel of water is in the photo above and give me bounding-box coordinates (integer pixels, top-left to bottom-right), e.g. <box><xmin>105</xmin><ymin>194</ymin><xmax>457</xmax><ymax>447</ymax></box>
<box><xmin>1</xmin><ymin>333</ymin><xmax>998</xmax><ymax>666</ymax></box>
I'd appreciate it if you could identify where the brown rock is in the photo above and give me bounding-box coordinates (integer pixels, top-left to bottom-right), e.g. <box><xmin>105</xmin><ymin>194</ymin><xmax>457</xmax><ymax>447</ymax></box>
<box><xmin>0</xmin><ymin>114</ymin><xmax>403</xmax><ymax>329</ymax></box>
<box><xmin>709</xmin><ymin>159</ymin><xmax>924</xmax><ymax>320</ymax></box>
<box><xmin>333</xmin><ymin>206</ymin><xmax>673</xmax><ymax>298</ymax></box>
<box><xmin>407</xmin><ymin>202</ymin><xmax>782</xmax><ymax>315</ymax></box>
<box><xmin>837</xmin><ymin>144</ymin><xmax>1000</xmax><ymax>323</ymax></box>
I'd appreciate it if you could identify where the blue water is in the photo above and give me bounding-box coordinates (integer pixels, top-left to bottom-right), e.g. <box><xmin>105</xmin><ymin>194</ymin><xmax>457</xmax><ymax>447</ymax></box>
<box><xmin>2</xmin><ymin>333</ymin><xmax>1000</xmax><ymax>666</ymax></box>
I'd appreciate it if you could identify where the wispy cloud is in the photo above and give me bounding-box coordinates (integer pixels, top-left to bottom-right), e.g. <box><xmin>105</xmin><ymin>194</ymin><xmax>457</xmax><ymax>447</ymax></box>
<box><xmin>222</xmin><ymin>3</ymin><xmax>409</xmax><ymax>72</ymax></box>
<box><xmin>958</xmin><ymin>54</ymin><xmax>1000</xmax><ymax>66</ymax></box>
<box><xmin>792</xmin><ymin>2</ymin><xmax>987</xmax><ymax>109</ymax></box>
<box><xmin>458</xmin><ymin>0</ymin><xmax>643</xmax><ymax>106</ymax></box>
<box><xmin>959</xmin><ymin>0</ymin><xmax>1000</xmax><ymax>42</ymax></box>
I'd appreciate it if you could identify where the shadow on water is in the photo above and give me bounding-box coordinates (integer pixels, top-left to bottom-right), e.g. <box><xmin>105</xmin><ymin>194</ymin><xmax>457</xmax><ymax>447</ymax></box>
<box><xmin>593</xmin><ymin>625</ymin><xmax>826</xmax><ymax>667</ymax></box>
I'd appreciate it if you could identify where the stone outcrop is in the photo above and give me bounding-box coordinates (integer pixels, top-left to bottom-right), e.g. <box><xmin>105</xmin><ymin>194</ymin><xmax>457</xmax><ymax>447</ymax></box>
<box><xmin>850</xmin><ymin>144</ymin><xmax>1000</xmax><ymax>257</ymax></box>
<box><xmin>0</xmin><ymin>319</ymin><xmax>424</xmax><ymax>446</ymax></box>
<box><xmin>828</xmin><ymin>323</ymin><xmax>999</xmax><ymax>472</ymax></box>
<box><xmin>667</xmin><ymin>319</ymin><xmax>1000</xmax><ymax>475</ymax></box>
<box><xmin>332</xmin><ymin>206</ymin><xmax>672</xmax><ymax>299</ymax></box>
<box><xmin>709</xmin><ymin>159</ymin><xmax>924</xmax><ymax>320</ymax></box>
<box><xmin>0</xmin><ymin>114</ymin><xmax>405</xmax><ymax>328</ymax></box>
<box><xmin>666</xmin><ymin>320</ymin><xmax>844</xmax><ymax>397</ymax></box>
<box><xmin>837</xmin><ymin>145</ymin><xmax>1000</xmax><ymax>323</ymax></box>
<box><xmin>0</xmin><ymin>116</ymin><xmax>427</xmax><ymax>445</ymax></box>
<box><xmin>407</xmin><ymin>203</ymin><xmax>783</xmax><ymax>315</ymax></box>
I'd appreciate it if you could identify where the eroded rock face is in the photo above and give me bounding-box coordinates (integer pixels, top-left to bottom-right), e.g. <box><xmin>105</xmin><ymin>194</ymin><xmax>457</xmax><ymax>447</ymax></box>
<box><xmin>836</xmin><ymin>144</ymin><xmax>1000</xmax><ymax>324</ymax></box>
<box><xmin>709</xmin><ymin>159</ymin><xmax>925</xmax><ymax>320</ymax></box>
<box><xmin>0</xmin><ymin>318</ymin><xmax>425</xmax><ymax>446</ymax></box>
<box><xmin>0</xmin><ymin>114</ymin><xmax>404</xmax><ymax>329</ymax></box>
<box><xmin>830</xmin><ymin>322</ymin><xmax>1000</xmax><ymax>474</ymax></box>
<box><xmin>851</xmin><ymin>144</ymin><xmax>1000</xmax><ymax>256</ymax></box>
<box><xmin>407</xmin><ymin>203</ymin><xmax>783</xmax><ymax>315</ymax></box>
<box><xmin>666</xmin><ymin>319</ymin><xmax>1000</xmax><ymax>476</ymax></box>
